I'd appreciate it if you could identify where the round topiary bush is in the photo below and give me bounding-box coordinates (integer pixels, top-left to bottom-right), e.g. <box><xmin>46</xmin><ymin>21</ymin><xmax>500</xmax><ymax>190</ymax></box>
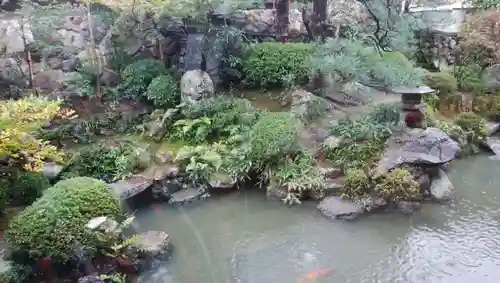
<box><xmin>146</xmin><ymin>74</ymin><xmax>180</xmax><ymax>108</ymax></box>
<box><xmin>455</xmin><ymin>112</ymin><xmax>487</xmax><ymax>136</ymax></box>
<box><xmin>374</xmin><ymin>168</ymin><xmax>420</xmax><ymax>202</ymax></box>
<box><xmin>241</xmin><ymin>42</ymin><xmax>314</xmax><ymax>88</ymax></box>
<box><xmin>423</xmin><ymin>72</ymin><xmax>458</xmax><ymax>97</ymax></box>
<box><xmin>11</xmin><ymin>171</ymin><xmax>50</xmax><ymax>206</ymax></box>
<box><xmin>249</xmin><ymin>112</ymin><xmax>302</xmax><ymax>159</ymax></box>
<box><xmin>5</xmin><ymin>177</ymin><xmax>121</xmax><ymax>262</ymax></box>
<box><xmin>341</xmin><ymin>168</ymin><xmax>370</xmax><ymax>200</ymax></box>
<box><xmin>118</xmin><ymin>59</ymin><xmax>167</xmax><ymax>97</ymax></box>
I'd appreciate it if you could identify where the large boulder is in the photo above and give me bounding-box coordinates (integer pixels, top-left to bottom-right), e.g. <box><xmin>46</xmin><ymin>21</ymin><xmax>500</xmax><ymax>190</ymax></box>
<box><xmin>130</xmin><ymin>230</ymin><xmax>173</xmax><ymax>271</ymax></box>
<box><xmin>317</xmin><ymin>196</ymin><xmax>364</xmax><ymax>220</ymax></box>
<box><xmin>180</xmin><ymin>69</ymin><xmax>214</xmax><ymax>103</ymax></box>
<box><xmin>482</xmin><ymin>64</ymin><xmax>500</xmax><ymax>91</ymax></box>
<box><xmin>376</xmin><ymin>127</ymin><xmax>461</xmax><ymax>174</ymax></box>
<box><xmin>109</xmin><ymin>175</ymin><xmax>153</xmax><ymax>200</ymax></box>
<box><xmin>429</xmin><ymin>168</ymin><xmax>455</xmax><ymax>203</ymax></box>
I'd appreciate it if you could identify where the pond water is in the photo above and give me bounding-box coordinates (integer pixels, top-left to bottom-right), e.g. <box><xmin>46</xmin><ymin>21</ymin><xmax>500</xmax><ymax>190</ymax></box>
<box><xmin>134</xmin><ymin>154</ymin><xmax>500</xmax><ymax>283</ymax></box>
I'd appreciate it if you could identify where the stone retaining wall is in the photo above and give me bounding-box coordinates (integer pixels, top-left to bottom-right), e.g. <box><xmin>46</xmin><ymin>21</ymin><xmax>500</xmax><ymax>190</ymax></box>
<box><xmin>418</xmin><ymin>30</ymin><xmax>459</xmax><ymax>71</ymax></box>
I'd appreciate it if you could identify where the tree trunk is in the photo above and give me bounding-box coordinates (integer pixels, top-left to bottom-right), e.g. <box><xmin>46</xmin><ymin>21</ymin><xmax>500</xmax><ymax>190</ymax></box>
<box><xmin>20</xmin><ymin>24</ymin><xmax>37</xmax><ymax>96</ymax></box>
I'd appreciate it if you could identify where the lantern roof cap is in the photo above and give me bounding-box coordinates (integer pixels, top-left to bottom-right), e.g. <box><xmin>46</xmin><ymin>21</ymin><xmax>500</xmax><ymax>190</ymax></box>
<box><xmin>390</xmin><ymin>85</ymin><xmax>435</xmax><ymax>94</ymax></box>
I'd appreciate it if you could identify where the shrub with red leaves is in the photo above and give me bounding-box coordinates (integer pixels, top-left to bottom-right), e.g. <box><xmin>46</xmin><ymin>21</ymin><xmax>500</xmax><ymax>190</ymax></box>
<box><xmin>459</xmin><ymin>9</ymin><xmax>500</xmax><ymax>68</ymax></box>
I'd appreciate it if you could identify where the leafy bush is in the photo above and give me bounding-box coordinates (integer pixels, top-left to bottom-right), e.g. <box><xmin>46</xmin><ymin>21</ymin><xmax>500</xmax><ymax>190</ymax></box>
<box><xmin>312</xmin><ymin>38</ymin><xmax>424</xmax><ymax>90</ymax></box>
<box><xmin>118</xmin><ymin>59</ymin><xmax>167</xmax><ymax>97</ymax></box>
<box><xmin>453</xmin><ymin>63</ymin><xmax>484</xmax><ymax>92</ymax></box>
<box><xmin>241</xmin><ymin>42</ymin><xmax>314</xmax><ymax>88</ymax></box>
<box><xmin>11</xmin><ymin>171</ymin><xmax>50</xmax><ymax>206</ymax></box>
<box><xmin>454</xmin><ymin>112</ymin><xmax>487</xmax><ymax>136</ymax></box>
<box><xmin>423</xmin><ymin>72</ymin><xmax>457</xmax><ymax>97</ymax></box>
<box><xmin>146</xmin><ymin>74</ymin><xmax>180</xmax><ymax>108</ymax></box>
<box><xmin>273</xmin><ymin>153</ymin><xmax>325</xmax><ymax>204</ymax></box>
<box><xmin>0</xmin><ymin>264</ymin><xmax>32</xmax><ymax>283</ymax></box>
<box><xmin>325</xmin><ymin>105</ymin><xmax>399</xmax><ymax>169</ymax></box>
<box><xmin>459</xmin><ymin>9</ymin><xmax>500</xmax><ymax>68</ymax></box>
<box><xmin>341</xmin><ymin>168</ymin><xmax>370</xmax><ymax>200</ymax></box>
<box><xmin>0</xmin><ymin>96</ymin><xmax>66</xmax><ymax>171</ymax></box>
<box><xmin>5</xmin><ymin>177</ymin><xmax>121</xmax><ymax>261</ymax></box>
<box><xmin>61</xmin><ymin>141</ymin><xmax>142</xmax><ymax>182</ymax></box>
<box><xmin>249</xmin><ymin>112</ymin><xmax>302</xmax><ymax>159</ymax></box>
<box><xmin>374</xmin><ymin>168</ymin><xmax>420</xmax><ymax>202</ymax></box>
<box><xmin>175</xmin><ymin>143</ymin><xmax>226</xmax><ymax>183</ymax></box>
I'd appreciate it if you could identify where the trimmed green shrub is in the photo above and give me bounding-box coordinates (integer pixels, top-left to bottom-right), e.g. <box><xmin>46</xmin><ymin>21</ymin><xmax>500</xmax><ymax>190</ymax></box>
<box><xmin>374</xmin><ymin>168</ymin><xmax>420</xmax><ymax>202</ymax></box>
<box><xmin>5</xmin><ymin>177</ymin><xmax>121</xmax><ymax>261</ymax></box>
<box><xmin>146</xmin><ymin>74</ymin><xmax>180</xmax><ymax>108</ymax></box>
<box><xmin>341</xmin><ymin>168</ymin><xmax>370</xmax><ymax>200</ymax></box>
<box><xmin>118</xmin><ymin>59</ymin><xmax>167</xmax><ymax>97</ymax></box>
<box><xmin>241</xmin><ymin>42</ymin><xmax>314</xmax><ymax>88</ymax></box>
<box><xmin>61</xmin><ymin>142</ymin><xmax>142</xmax><ymax>183</ymax></box>
<box><xmin>11</xmin><ymin>171</ymin><xmax>50</xmax><ymax>206</ymax></box>
<box><xmin>423</xmin><ymin>72</ymin><xmax>458</xmax><ymax>97</ymax></box>
<box><xmin>453</xmin><ymin>64</ymin><xmax>484</xmax><ymax>92</ymax></box>
<box><xmin>455</xmin><ymin>112</ymin><xmax>487</xmax><ymax>136</ymax></box>
<box><xmin>249</xmin><ymin>112</ymin><xmax>302</xmax><ymax>159</ymax></box>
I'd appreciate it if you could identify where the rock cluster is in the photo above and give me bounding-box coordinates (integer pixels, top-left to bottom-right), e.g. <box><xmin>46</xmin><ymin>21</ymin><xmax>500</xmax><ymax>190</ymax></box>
<box><xmin>317</xmin><ymin>127</ymin><xmax>462</xmax><ymax>221</ymax></box>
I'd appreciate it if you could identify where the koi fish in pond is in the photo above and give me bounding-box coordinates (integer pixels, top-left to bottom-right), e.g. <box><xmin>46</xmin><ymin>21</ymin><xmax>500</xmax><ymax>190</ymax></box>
<box><xmin>297</xmin><ymin>267</ymin><xmax>332</xmax><ymax>283</ymax></box>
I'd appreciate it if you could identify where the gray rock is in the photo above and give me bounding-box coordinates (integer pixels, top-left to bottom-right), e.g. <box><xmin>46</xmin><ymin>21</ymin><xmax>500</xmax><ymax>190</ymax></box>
<box><xmin>169</xmin><ymin>187</ymin><xmax>207</xmax><ymax>205</ymax></box>
<box><xmin>86</xmin><ymin>216</ymin><xmax>120</xmax><ymax>234</ymax></box>
<box><xmin>317</xmin><ymin>196</ymin><xmax>364</xmax><ymax>220</ymax></box>
<box><xmin>208</xmin><ymin>173</ymin><xmax>236</xmax><ymax>193</ymax></box>
<box><xmin>416</xmin><ymin>173</ymin><xmax>431</xmax><ymax>194</ymax></box>
<box><xmin>266</xmin><ymin>185</ymin><xmax>288</xmax><ymax>201</ymax></box>
<box><xmin>133</xmin><ymin>230</ymin><xmax>173</xmax><ymax>259</ymax></box>
<box><xmin>180</xmin><ymin>69</ymin><xmax>214</xmax><ymax>103</ymax></box>
<box><xmin>377</xmin><ymin>127</ymin><xmax>461</xmax><ymax>174</ymax></box>
<box><xmin>308</xmin><ymin>179</ymin><xmax>343</xmax><ymax>201</ymax></box>
<box><xmin>154</xmin><ymin>151</ymin><xmax>174</xmax><ymax>164</ymax></box>
<box><xmin>429</xmin><ymin>169</ymin><xmax>455</xmax><ymax>203</ymax></box>
<box><xmin>131</xmin><ymin>230</ymin><xmax>174</xmax><ymax>271</ymax></box>
<box><xmin>395</xmin><ymin>201</ymin><xmax>421</xmax><ymax>214</ymax></box>
<box><xmin>486</xmin><ymin>136</ymin><xmax>500</xmax><ymax>156</ymax></box>
<box><xmin>109</xmin><ymin>175</ymin><xmax>153</xmax><ymax>200</ymax></box>
<box><xmin>318</xmin><ymin>167</ymin><xmax>342</xmax><ymax>179</ymax></box>
<box><xmin>61</xmin><ymin>58</ymin><xmax>80</xmax><ymax>72</ymax></box>
<box><xmin>485</xmin><ymin>122</ymin><xmax>500</xmax><ymax>136</ymax></box>
<box><xmin>42</xmin><ymin>162</ymin><xmax>64</xmax><ymax>180</ymax></box>
<box><xmin>78</xmin><ymin>275</ymin><xmax>104</xmax><ymax>283</ymax></box>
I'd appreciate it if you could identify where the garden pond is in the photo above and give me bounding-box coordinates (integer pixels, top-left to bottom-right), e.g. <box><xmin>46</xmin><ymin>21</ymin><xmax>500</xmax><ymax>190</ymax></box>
<box><xmin>134</xmin><ymin>154</ymin><xmax>500</xmax><ymax>283</ymax></box>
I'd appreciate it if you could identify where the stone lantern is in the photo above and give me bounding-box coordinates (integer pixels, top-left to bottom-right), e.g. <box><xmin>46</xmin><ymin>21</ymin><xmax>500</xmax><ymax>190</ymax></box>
<box><xmin>390</xmin><ymin>85</ymin><xmax>435</xmax><ymax>129</ymax></box>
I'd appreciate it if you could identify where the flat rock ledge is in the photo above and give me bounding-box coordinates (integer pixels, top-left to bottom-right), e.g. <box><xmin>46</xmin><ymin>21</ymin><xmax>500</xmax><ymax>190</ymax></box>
<box><xmin>317</xmin><ymin>196</ymin><xmax>364</xmax><ymax>220</ymax></box>
<box><xmin>131</xmin><ymin>230</ymin><xmax>174</xmax><ymax>271</ymax></box>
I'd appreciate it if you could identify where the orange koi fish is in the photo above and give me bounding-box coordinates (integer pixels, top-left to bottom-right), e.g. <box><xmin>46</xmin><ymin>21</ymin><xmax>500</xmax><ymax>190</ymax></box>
<box><xmin>297</xmin><ymin>267</ymin><xmax>332</xmax><ymax>283</ymax></box>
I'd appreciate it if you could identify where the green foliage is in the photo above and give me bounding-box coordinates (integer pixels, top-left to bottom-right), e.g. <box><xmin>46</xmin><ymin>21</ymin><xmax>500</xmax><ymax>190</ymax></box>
<box><xmin>241</xmin><ymin>42</ymin><xmax>314</xmax><ymax>88</ymax></box>
<box><xmin>11</xmin><ymin>171</ymin><xmax>50</xmax><ymax>206</ymax></box>
<box><xmin>146</xmin><ymin>74</ymin><xmax>180</xmax><ymax>108</ymax></box>
<box><xmin>169</xmin><ymin>117</ymin><xmax>212</xmax><ymax>145</ymax></box>
<box><xmin>455</xmin><ymin>112</ymin><xmax>487</xmax><ymax>136</ymax></box>
<box><xmin>374</xmin><ymin>168</ymin><xmax>420</xmax><ymax>202</ymax></box>
<box><xmin>341</xmin><ymin>168</ymin><xmax>370</xmax><ymax>200</ymax></box>
<box><xmin>324</xmin><ymin>104</ymin><xmax>399</xmax><ymax>169</ymax></box>
<box><xmin>0</xmin><ymin>96</ymin><xmax>66</xmax><ymax>171</ymax></box>
<box><xmin>5</xmin><ymin>177</ymin><xmax>121</xmax><ymax>261</ymax></box>
<box><xmin>453</xmin><ymin>63</ymin><xmax>484</xmax><ymax>92</ymax></box>
<box><xmin>470</xmin><ymin>0</ymin><xmax>500</xmax><ymax>9</ymax></box>
<box><xmin>61</xmin><ymin>141</ymin><xmax>142</xmax><ymax>182</ymax></box>
<box><xmin>0</xmin><ymin>264</ymin><xmax>32</xmax><ymax>283</ymax></box>
<box><xmin>273</xmin><ymin>153</ymin><xmax>325</xmax><ymax>205</ymax></box>
<box><xmin>117</xmin><ymin>59</ymin><xmax>167</xmax><ymax>98</ymax></box>
<box><xmin>183</xmin><ymin>96</ymin><xmax>263</xmax><ymax>139</ymax></box>
<box><xmin>312</xmin><ymin>38</ymin><xmax>425</xmax><ymax>90</ymax></box>
<box><xmin>249</xmin><ymin>112</ymin><xmax>302</xmax><ymax>159</ymax></box>
<box><xmin>175</xmin><ymin>143</ymin><xmax>226</xmax><ymax>183</ymax></box>
<box><xmin>423</xmin><ymin>72</ymin><xmax>457</xmax><ymax>97</ymax></box>
<box><xmin>0</xmin><ymin>179</ymin><xmax>9</xmax><ymax>215</ymax></box>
